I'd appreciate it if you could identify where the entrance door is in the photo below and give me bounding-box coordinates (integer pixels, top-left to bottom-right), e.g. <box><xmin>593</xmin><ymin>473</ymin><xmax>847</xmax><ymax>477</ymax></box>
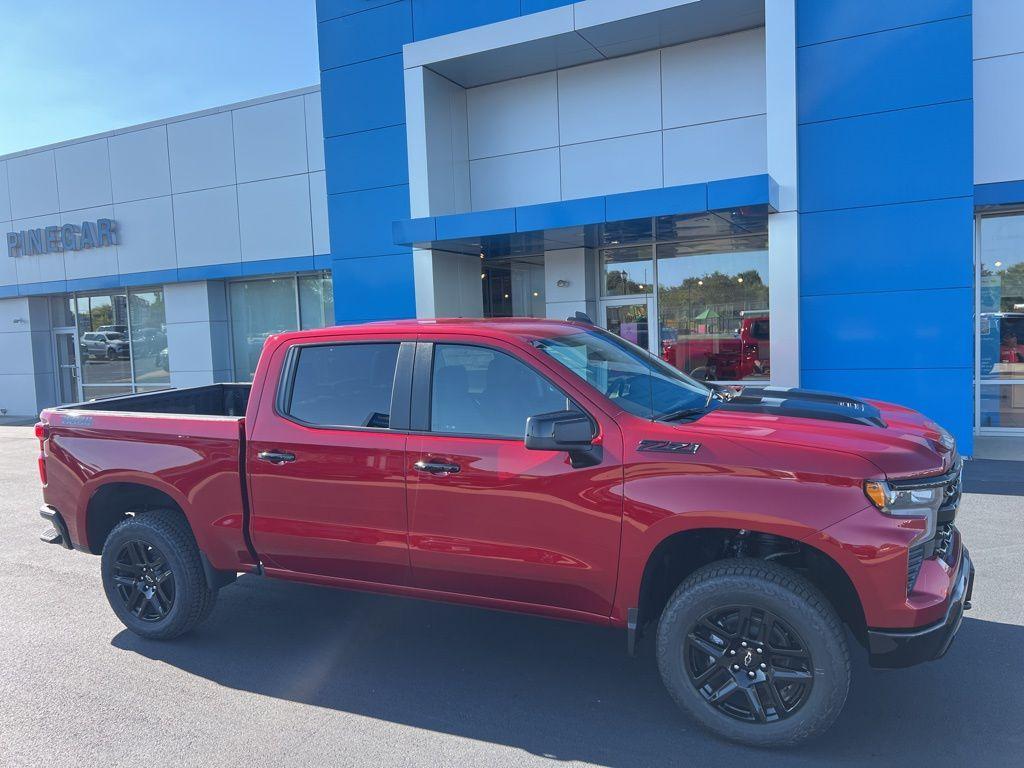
<box><xmin>601</xmin><ymin>296</ymin><xmax>656</xmax><ymax>355</ymax></box>
<box><xmin>54</xmin><ymin>331</ymin><xmax>81</xmax><ymax>403</ymax></box>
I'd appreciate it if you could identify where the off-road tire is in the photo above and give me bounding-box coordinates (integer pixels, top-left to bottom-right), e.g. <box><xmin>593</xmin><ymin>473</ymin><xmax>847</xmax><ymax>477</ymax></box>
<box><xmin>101</xmin><ymin>509</ymin><xmax>217</xmax><ymax>639</ymax></box>
<box><xmin>656</xmin><ymin>558</ymin><xmax>850</xmax><ymax>748</ymax></box>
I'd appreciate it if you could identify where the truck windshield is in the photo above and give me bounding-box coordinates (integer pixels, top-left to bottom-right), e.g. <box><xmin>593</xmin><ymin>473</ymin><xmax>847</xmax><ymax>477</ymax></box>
<box><xmin>532</xmin><ymin>328</ymin><xmax>714</xmax><ymax>420</ymax></box>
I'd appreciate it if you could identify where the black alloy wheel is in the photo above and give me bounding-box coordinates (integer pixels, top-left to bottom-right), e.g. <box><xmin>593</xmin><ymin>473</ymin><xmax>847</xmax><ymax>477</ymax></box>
<box><xmin>111</xmin><ymin>539</ymin><xmax>176</xmax><ymax>621</ymax></box>
<box><xmin>684</xmin><ymin>605</ymin><xmax>813</xmax><ymax>724</ymax></box>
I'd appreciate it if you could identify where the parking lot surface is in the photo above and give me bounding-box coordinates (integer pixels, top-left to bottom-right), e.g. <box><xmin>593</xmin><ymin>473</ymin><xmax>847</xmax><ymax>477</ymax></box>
<box><xmin>1</xmin><ymin>426</ymin><xmax>1021</xmax><ymax>767</ymax></box>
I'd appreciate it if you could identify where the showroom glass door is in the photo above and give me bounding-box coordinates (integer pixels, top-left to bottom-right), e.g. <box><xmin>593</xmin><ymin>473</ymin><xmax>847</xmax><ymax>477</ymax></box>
<box><xmin>602</xmin><ymin>296</ymin><xmax>656</xmax><ymax>354</ymax></box>
<box><xmin>54</xmin><ymin>331</ymin><xmax>81</xmax><ymax>403</ymax></box>
<box><xmin>977</xmin><ymin>213</ymin><xmax>1024</xmax><ymax>432</ymax></box>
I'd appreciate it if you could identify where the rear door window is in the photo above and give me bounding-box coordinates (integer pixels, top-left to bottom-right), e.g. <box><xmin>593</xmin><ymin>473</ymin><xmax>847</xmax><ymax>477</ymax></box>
<box><xmin>285</xmin><ymin>343</ymin><xmax>400</xmax><ymax>428</ymax></box>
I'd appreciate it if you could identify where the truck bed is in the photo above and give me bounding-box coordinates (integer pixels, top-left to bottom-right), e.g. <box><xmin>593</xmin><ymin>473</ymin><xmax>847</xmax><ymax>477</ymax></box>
<box><xmin>64</xmin><ymin>383</ymin><xmax>251</xmax><ymax>417</ymax></box>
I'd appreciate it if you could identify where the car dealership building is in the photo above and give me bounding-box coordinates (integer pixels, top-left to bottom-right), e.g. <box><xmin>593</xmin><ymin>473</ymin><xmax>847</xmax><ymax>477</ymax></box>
<box><xmin>3</xmin><ymin>0</ymin><xmax>1024</xmax><ymax>455</ymax></box>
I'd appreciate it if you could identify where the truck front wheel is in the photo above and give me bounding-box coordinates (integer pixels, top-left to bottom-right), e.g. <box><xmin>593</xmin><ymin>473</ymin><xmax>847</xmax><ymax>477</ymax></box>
<box><xmin>100</xmin><ymin>509</ymin><xmax>217</xmax><ymax>640</ymax></box>
<box><xmin>656</xmin><ymin>558</ymin><xmax>850</xmax><ymax>747</ymax></box>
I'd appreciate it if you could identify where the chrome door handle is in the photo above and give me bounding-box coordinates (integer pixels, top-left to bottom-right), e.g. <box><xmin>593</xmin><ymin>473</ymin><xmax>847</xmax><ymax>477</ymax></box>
<box><xmin>413</xmin><ymin>459</ymin><xmax>460</xmax><ymax>475</ymax></box>
<box><xmin>258</xmin><ymin>450</ymin><xmax>296</xmax><ymax>465</ymax></box>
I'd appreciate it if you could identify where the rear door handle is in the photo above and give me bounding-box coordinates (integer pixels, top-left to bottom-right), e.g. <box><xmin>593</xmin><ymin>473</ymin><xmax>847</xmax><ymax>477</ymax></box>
<box><xmin>413</xmin><ymin>459</ymin><xmax>460</xmax><ymax>475</ymax></box>
<box><xmin>258</xmin><ymin>450</ymin><xmax>296</xmax><ymax>465</ymax></box>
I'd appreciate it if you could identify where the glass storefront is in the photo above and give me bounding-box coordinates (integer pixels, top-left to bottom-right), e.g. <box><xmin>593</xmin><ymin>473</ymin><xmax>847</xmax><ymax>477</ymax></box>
<box><xmin>599</xmin><ymin>222</ymin><xmax>770</xmax><ymax>383</ymax></box>
<box><xmin>978</xmin><ymin>213</ymin><xmax>1024</xmax><ymax>430</ymax></box>
<box><xmin>67</xmin><ymin>288</ymin><xmax>169</xmax><ymax>401</ymax></box>
<box><xmin>229</xmin><ymin>272</ymin><xmax>334</xmax><ymax>380</ymax></box>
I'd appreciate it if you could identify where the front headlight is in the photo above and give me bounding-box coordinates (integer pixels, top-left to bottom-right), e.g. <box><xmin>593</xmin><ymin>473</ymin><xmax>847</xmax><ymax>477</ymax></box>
<box><xmin>864</xmin><ymin>479</ymin><xmax>942</xmax><ymax>544</ymax></box>
<box><xmin>936</xmin><ymin>424</ymin><xmax>956</xmax><ymax>452</ymax></box>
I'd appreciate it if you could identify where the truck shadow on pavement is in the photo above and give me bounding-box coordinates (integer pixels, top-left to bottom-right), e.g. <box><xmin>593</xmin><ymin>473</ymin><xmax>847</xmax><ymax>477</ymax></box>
<box><xmin>113</xmin><ymin>576</ymin><xmax>1023</xmax><ymax>766</ymax></box>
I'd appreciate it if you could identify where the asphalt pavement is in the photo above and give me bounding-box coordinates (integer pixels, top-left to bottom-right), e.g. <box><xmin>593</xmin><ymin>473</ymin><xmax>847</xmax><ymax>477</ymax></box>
<box><xmin>1</xmin><ymin>425</ymin><xmax>1022</xmax><ymax>767</ymax></box>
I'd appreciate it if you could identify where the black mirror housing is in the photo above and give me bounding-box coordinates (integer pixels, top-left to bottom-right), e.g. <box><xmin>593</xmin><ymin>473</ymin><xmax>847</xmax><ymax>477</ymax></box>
<box><xmin>525</xmin><ymin>411</ymin><xmax>601</xmax><ymax>468</ymax></box>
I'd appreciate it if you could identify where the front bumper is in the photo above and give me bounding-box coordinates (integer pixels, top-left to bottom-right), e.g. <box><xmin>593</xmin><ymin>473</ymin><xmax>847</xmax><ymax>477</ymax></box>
<box><xmin>867</xmin><ymin>547</ymin><xmax>975</xmax><ymax>669</ymax></box>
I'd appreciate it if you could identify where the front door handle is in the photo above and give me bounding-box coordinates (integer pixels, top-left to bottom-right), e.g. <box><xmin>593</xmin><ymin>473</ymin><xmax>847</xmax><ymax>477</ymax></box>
<box><xmin>413</xmin><ymin>459</ymin><xmax>461</xmax><ymax>475</ymax></box>
<box><xmin>258</xmin><ymin>450</ymin><xmax>296</xmax><ymax>465</ymax></box>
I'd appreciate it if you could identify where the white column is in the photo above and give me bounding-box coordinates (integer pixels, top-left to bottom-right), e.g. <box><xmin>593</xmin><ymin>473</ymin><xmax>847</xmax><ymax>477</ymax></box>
<box><xmin>544</xmin><ymin>247</ymin><xmax>597</xmax><ymax>321</ymax></box>
<box><xmin>164</xmin><ymin>281</ymin><xmax>232</xmax><ymax>387</ymax></box>
<box><xmin>0</xmin><ymin>296</ymin><xmax>55</xmax><ymax>416</ymax></box>
<box><xmin>765</xmin><ymin>0</ymin><xmax>800</xmax><ymax>387</ymax></box>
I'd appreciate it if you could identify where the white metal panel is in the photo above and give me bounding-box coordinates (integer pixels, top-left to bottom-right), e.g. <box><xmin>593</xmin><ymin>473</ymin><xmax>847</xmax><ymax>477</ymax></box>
<box><xmin>975</xmin><ymin>54</ymin><xmax>1024</xmax><ymax>184</ymax></box>
<box><xmin>108</xmin><ymin>126</ymin><xmax>172</xmax><ymax>203</ymax></box>
<box><xmin>167</xmin><ymin>113</ymin><xmax>236</xmax><ymax>193</ymax></box>
<box><xmin>237</xmin><ymin>175</ymin><xmax>312</xmax><ymax>262</ymax></box>
<box><xmin>54</xmin><ymin>139</ymin><xmax>112</xmax><ymax>212</ymax></box>
<box><xmin>560</xmin><ymin>132</ymin><xmax>663</xmax><ymax>200</ymax></box>
<box><xmin>663</xmin><ymin>115</ymin><xmax>767</xmax><ymax>186</ymax></box>
<box><xmin>661</xmin><ymin>28</ymin><xmax>766</xmax><ymax>129</ymax></box>
<box><xmin>765</xmin><ymin>3</ymin><xmax>798</xmax><ymax>213</ymax></box>
<box><xmin>164</xmin><ymin>282</ymin><xmax>214</xmax><ymax>325</ymax></box>
<box><xmin>309</xmin><ymin>171</ymin><xmax>330</xmax><ymax>256</ymax></box>
<box><xmin>7</xmin><ymin>151</ymin><xmax>59</xmax><ymax>219</ymax></box>
<box><xmin>467</xmin><ymin>72</ymin><xmax>559</xmax><ymax>159</ymax></box>
<box><xmin>423</xmin><ymin>69</ymin><xmax>471</xmax><ymax>215</ymax></box>
<box><xmin>0</xmin><ymin>331</ymin><xmax>34</xmax><ymax>374</ymax></box>
<box><xmin>61</xmin><ymin>205</ymin><xmax>118</xmax><ymax>280</ymax></box>
<box><xmin>232</xmin><ymin>96</ymin><xmax>308</xmax><ymax>183</ymax></box>
<box><xmin>112</xmin><ymin>196</ymin><xmax>176</xmax><ymax>274</ymax></box>
<box><xmin>11</xmin><ymin>213</ymin><xmax>64</xmax><ymax>284</ymax></box>
<box><xmin>0</xmin><ymin>162</ymin><xmax>12</xmax><ymax>222</ymax></box>
<box><xmin>470</xmin><ymin>148</ymin><xmax>560</xmax><ymax>210</ymax></box>
<box><xmin>304</xmin><ymin>92</ymin><xmax>326</xmax><ymax>172</ymax></box>
<box><xmin>0</xmin><ymin>225</ymin><xmax>15</xmax><ymax>285</ymax></box>
<box><xmin>0</xmin><ymin>373</ymin><xmax>42</xmax><ymax>414</ymax></box>
<box><xmin>974</xmin><ymin>0</ymin><xmax>1024</xmax><ymax>60</ymax></box>
<box><xmin>557</xmin><ymin>50</ymin><xmax>662</xmax><ymax>144</ymax></box>
<box><xmin>165</xmin><ymin>321</ymin><xmax>215</xmax><ymax>373</ymax></box>
<box><xmin>572</xmin><ymin>0</ymin><xmax>700</xmax><ymax>30</ymax></box>
<box><xmin>172</xmin><ymin>186</ymin><xmax>241</xmax><ymax>268</ymax></box>
<box><xmin>405</xmin><ymin>67</ymin><xmax>432</xmax><ymax>218</ymax></box>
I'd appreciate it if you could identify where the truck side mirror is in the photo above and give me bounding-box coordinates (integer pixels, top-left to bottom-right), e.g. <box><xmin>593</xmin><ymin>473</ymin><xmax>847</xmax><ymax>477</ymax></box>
<box><xmin>524</xmin><ymin>410</ymin><xmax>600</xmax><ymax>468</ymax></box>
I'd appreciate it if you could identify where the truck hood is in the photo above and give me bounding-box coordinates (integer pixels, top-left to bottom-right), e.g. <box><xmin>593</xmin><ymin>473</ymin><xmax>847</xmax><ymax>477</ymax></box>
<box><xmin>688</xmin><ymin>387</ymin><xmax>954</xmax><ymax>479</ymax></box>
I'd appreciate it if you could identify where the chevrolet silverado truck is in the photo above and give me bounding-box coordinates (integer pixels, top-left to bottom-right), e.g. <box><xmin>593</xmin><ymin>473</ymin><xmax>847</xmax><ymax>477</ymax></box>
<box><xmin>35</xmin><ymin>317</ymin><xmax>973</xmax><ymax>747</ymax></box>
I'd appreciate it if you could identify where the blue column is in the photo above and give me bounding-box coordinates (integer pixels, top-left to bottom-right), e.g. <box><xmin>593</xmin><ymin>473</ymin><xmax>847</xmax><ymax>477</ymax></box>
<box><xmin>795</xmin><ymin>1</ymin><xmax>975</xmax><ymax>454</ymax></box>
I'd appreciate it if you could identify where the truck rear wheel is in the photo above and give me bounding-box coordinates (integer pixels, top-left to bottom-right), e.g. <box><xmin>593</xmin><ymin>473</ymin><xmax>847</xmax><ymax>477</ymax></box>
<box><xmin>656</xmin><ymin>558</ymin><xmax>850</xmax><ymax>748</ymax></box>
<box><xmin>100</xmin><ymin>509</ymin><xmax>217</xmax><ymax>640</ymax></box>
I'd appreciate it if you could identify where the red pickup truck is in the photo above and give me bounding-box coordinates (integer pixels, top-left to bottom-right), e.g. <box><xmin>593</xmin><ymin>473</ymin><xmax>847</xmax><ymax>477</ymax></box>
<box><xmin>35</xmin><ymin>317</ymin><xmax>972</xmax><ymax>747</ymax></box>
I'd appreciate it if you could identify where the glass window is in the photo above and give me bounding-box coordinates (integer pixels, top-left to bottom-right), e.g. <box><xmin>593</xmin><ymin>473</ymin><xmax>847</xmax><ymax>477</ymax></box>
<box><xmin>656</xmin><ymin>236</ymin><xmax>769</xmax><ymax>382</ymax></box>
<box><xmin>50</xmin><ymin>296</ymin><xmax>75</xmax><ymax>327</ymax></box>
<box><xmin>229</xmin><ymin>278</ymin><xmax>299</xmax><ymax>381</ymax></box>
<box><xmin>129</xmin><ymin>289</ymin><xmax>169</xmax><ymax>387</ymax></box>
<box><xmin>602</xmin><ymin>246</ymin><xmax>654</xmax><ymax>297</ymax></box>
<box><xmin>287</xmin><ymin>343</ymin><xmax>399</xmax><ymax>428</ymax></box>
<box><xmin>229</xmin><ymin>274</ymin><xmax>334</xmax><ymax>381</ymax></box>
<box><xmin>430</xmin><ymin>344</ymin><xmax>571</xmax><ymax>438</ymax></box>
<box><xmin>979</xmin><ymin>214</ymin><xmax>1024</xmax><ymax>382</ymax></box>
<box><xmin>533</xmin><ymin>327</ymin><xmax>711</xmax><ymax>420</ymax></box>
<box><xmin>77</xmin><ymin>293</ymin><xmax>133</xmax><ymax>391</ymax></box>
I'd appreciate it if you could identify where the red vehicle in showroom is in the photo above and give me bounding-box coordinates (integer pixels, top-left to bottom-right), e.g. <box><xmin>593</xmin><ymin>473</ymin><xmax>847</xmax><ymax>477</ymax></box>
<box><xmin>662</xmin><ymin>311</ymin><xmax>770</xmax><ymax>381</ymax></box>
<box><xmin>35</xmin><ymin>316</ymin><xmax>972</xmax><ymax>747</ymax></box>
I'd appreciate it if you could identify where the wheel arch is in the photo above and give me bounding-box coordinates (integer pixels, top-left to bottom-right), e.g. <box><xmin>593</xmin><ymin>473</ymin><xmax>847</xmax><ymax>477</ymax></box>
<box><xmin>84</xmin><ymin>480</ymin><xmax>191</xmax><ymax>555</ymax></box>
<box><xmin>634</xmin><ymin>526</ymin><xmax>867</xmax><ymax>647</ymax></box>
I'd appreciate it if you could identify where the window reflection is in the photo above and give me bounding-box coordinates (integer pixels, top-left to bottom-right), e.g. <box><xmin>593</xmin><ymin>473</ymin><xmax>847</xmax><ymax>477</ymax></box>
<box><xmin>979</xmin><ymin>215</ymin><xmax>1024</xmax><ymax>381</ymax></box>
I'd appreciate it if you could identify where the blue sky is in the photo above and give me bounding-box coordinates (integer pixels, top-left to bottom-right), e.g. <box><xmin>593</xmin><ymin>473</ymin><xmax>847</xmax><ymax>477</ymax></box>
<box><xmin>0</xmin><ymin>1</ymin><xmax>319</xmax><ymax>156</ymax></box>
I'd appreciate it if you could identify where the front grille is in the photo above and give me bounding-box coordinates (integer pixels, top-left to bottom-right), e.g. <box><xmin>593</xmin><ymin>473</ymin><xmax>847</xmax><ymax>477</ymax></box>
<box><xmin>907</xmin><ymin>524</ymin><xmax>959</xmax><ymax>594</ymax></box>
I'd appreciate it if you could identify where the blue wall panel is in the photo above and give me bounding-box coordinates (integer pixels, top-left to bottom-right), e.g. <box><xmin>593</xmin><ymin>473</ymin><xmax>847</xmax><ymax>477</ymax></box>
<box><xmin>411</xmin><ymin>0</ymin><xmax>519</xmax><ymax>40</ymax></box>
<box><xmin>800</xmin><ymin>198</ymin><xmax>974</xmax><ymax>296</ymax></box>
<box><xmin>796</xmin><ymin>0</ymin><xmax>970</xmax><ymax>46</ymax></box>
<box><xmin>796</xmin><ymin>1</ymin><xmax>974</xmax><ymax>452</ymax></box>
<box><xmin>801</xmin><ymin>288</ymin><xmax>973</xmax><ymax>371</ymax></box>
<box><xmin>799</xmin><ymin>101</ymin><xmax>972</xmax><ymax>213</ymax></box>
<box><xmin>521</xmin><ymin>0</ymin><xmax>574</xmax><ymax>13</ymax></box>
<box><xmin>329</xmin><ymin>185</ymin><xmax>411</xmax><ymax>260</ymax></box>
<box><xmin>318</xmin><ymin>1</ymin><xmax>413</xmax><ymax>69</ymax></box>
<box><xmin>324</xmin><ymin>125</ymin><xmax>409</xmax><ymax>194</ymax></box>
<box><xmin>321</xmin><ymin>54</ymin><xmax>406</xmax><ymax>137</ymax></box>
<box><xmin>316</xmin><ymin>0</ymin><xmax>400</xmax><ymax>23</ymax></box>
<box><xmin>330</xmin><ymin>253</ymin><xmax>416</xmax><ymax>322</ymax></box>
<box><xmin>798</xmin><ymin>17</ymin><xmax>971</xmax><ymax>124</ymax></box>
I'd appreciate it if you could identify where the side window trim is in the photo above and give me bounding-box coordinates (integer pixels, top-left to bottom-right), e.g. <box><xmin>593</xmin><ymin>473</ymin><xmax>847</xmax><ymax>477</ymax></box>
<box><xmin>417</xmin><ymin>339</ymin><xmax>595</xmax><ymax>441</ymax></box>
<box><xmin>274</xmin><ymin>339</ymin><xmax>413</xmax><ymax>433</ymax></box>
